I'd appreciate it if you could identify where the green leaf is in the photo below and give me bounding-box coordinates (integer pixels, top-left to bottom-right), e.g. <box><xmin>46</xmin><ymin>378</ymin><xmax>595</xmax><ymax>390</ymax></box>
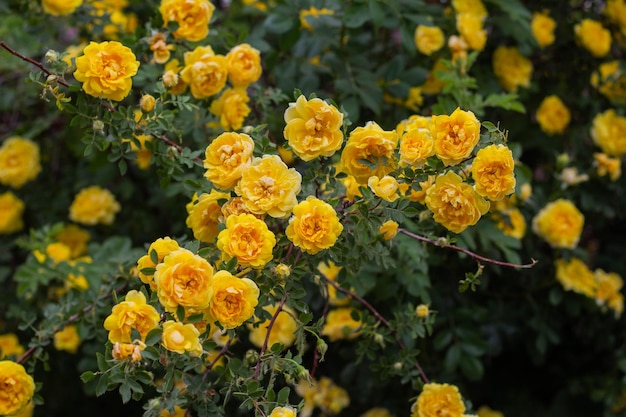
<box><xmin>144</xmin><ymin>328</ymin><xmax>163</xmax><ymax>346</ymax></box>
<box><xmin>80</xmin><ymin>371</ymin><xmax>96</xmax><ymax>383</ymax></box>
<box><xmin>459</xmin><ymin>355</ymin><xmax>484</xmax><ymax>380</ymax></box>
<box><xmin>344</xmin><ymin>5</ymin><xmax>371</xmax><ymax>28</ymax></box>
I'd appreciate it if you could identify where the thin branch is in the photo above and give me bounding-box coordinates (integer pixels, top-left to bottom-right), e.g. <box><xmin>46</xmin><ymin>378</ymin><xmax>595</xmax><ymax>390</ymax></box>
<box><xmin>398</xmin><ymin>228</ymin><xmax>538</xmax><ymax>269</ymax></box>
<box><xmin>203</xmin><ymin>339</ymin><xmax>232</xmax><ymax>380</ymax></box>
<box><xmin>253</xmin><ymin>292</ymin><xmax>288</xmax><ymax>380</ymax></box>
<box><xmin>322</xmin><ymin>276</ymin><xmax>429</xmax><ymax>384</ymax></box>
<box><xmin>0</xmin><ymin>40</ymin><xmax>70</xmax><ymax>87</ymax></box>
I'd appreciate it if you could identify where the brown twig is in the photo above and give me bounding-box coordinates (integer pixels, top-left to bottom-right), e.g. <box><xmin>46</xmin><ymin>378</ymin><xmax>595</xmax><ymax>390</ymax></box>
<box><xmin>398</xmin><ymin>228</ymin><xmax>538</xmax><ymax>269</ymax></box>
<box><xmin>203</xmin><ymin>339</ymin><xmax>232</xmax><ymax>381</ymax></box>
<box><xmin>0</xmin><ymin>40</ymin><xmax>70</xmax><ymax>87</ymax></box>
<box><xmin>253</xmin><ymin>292</ymin><xmax>288</xmax><ymax>380</ymax></box>
<box><xmin>321</xmin><ymin>276</ymin><xmax>429</xmax><ymax>384</ymax></box>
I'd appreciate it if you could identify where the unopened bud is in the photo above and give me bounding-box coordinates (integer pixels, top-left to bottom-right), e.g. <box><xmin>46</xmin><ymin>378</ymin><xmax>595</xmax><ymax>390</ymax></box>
<box><xmin>273</xmin><ymin>263</ymin><xmax>291</xmax><ymax>281</ymax></box>
<box><xmin>295</xmin><ymin>365</ymin><xmax>310</xmax><ymax>380</ymax></box>
<box><xmin>416</xmin><ymin>304</ymin><xmax>429</xmax><ymax>318</ymax></box>
<box><xmin>373</xmin><ymin>332</ymin><xmax>385</xmax><ymax>346</ymax></box>
<box><xmin>316</xmin><ymin>338</ymin><xmax>328</xmax><ymax>359</ymax></box>
<box><xmin>418</xmin><ymin>210</ymin><xmax>431</xmax><ymax>222</ymax></box>
<box><xmin>245</xmin><ymin>349</ymin><xmax>259</xmax><ymax>364</ymax></box>
<box><xmin>162</xmin><ymin>70</ymin><xmax>178</xmax><ymax>88</ymax></box>
<box><xmin>46</xmin><ymin>74</ymin><xmax>57</xmax><ymax>84</ymax></box>
<box><xmin>92</xmin><ymin>119</ymin><xmax>105</xmax><ymax>132</ymax></box>
<box><xmin>140</xmin><ymin>94</ymin><xmax>156</xmax><ymax>113</ymax></box>
<box><xmin>393</xmin><ymin>361</ymin><xmax>403</xmax><ymax>370</ymax></box>
<box><xmin>45</xmin><ymin>50</ymin><xmax>59</xmax><ymax>63</ymax></box>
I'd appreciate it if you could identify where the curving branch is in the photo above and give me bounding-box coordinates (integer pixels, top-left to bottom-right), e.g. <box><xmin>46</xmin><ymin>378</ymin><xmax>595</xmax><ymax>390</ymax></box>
<box><xmin>253</xmin><ymin>291</ymin><xmax>288</xmax><ymax>380</ymax></box>
<box><xmin>0</xmin><ymin>40</ymin><xmax>70</xmax><ymax>87</ymax></box>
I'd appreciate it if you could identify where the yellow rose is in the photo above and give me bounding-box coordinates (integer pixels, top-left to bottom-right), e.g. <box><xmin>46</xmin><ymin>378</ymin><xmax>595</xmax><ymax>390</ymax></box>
<box><xmin>430</xmin><ymin>107</ymin><xmax>481</xmax><ymax>166</ymax></box>
<box><xmin>74</xmin><ymin>41</ymin><xmax>139</xmax><ymax>101</ymax></box>
<box><xmin>217</xmin><ymin>213</ymin><xmax>276</xmax><ymax>268</ymax></box>
<box><xmin>248</xmin><ymin>304</ymin><xmax>298</xmax><ymax>350</ymax></box>
<box><xmin>414</xmin><ymin>25</ymin><xmax>445</xmax><ymax>55</ymax></box>
<box><xmin>0</xmin><ymin>361</ymin><xmax>35</xmax><ymax>416</ymax></box>
<box><xmin>531</xmin><ymin>12</ymin><xmax>556</xmax><ymax>48</ymax></box>
<box><xmin>180</xmin><ymin>46</ymin><xmax>228</xmax><ymax>99</ymax></box>
<box><xmin>492</xmin><ymin>46</ymin><xmax>533</xmax><ymax>93</ymax></box>
<box><xmin>425</xmin><ymin>171</ymin><xmax>490</xmax><ymax>234</ymax></box>
<box><xmin>0</xmin><ymin>334</ymin><xmax>25</xmax><ymax>359</ymax></box>
<box><xmin>155</xmin><ymin>248</ymin><xmax>214</xmax><ymax>314</ymax></box>
<box><xmin>206</xmin><ymin>270</ymin><xmax>259</xmax><ymax>329</ymax></box>
<box><xmin>159</xmin><ymin>0</ymin><xmax>215</xmax><ymax>42</ymax></box>
<box><xmin>415</xmin><ymin>304</ymin><xmax>430</xmax><ymax>318</ymax></box>
<box><xmin>226</xmin><ymin>43</ymin><xmax>262</xmax><ymax>87</ymax></box>
<box><xmin>605</xmin><ymin>0</ymin><xmax>626</xmax><ymax>36</ymax></box>
<box><xmin>411</xmin><ymin>382</ymin><xmax>466</xmax><ymax>417</ymax></box>
<box><xmin>221</xmin><ymin>196</ymin><xmax>264</xmax><ymax>219</ymax></box>
<box><xmin>594</xmin><ymin>269</ymin><xmax>624</xmax><ymax>317</ymax></box>
<box><xmin>269</xmin><ymin>406</ymin><xmax>297</xmax><ymax>417</ymax></box>
<box><xmin>0</xmin><ymin>137</ymin><xmax>41</xmax><ymax>189</ymax></box>
<box><xmin>321</xmin><ymin>307</ymin><xmax>362</xmax><ymax>342</ymax></box>
<box><xmin>471</xmin><ymin>144</ymin><xmax>516</xmax><ymax>201</ymax></box>
<box><xmin>112</xmin><ymin>341</ymin><xmax>145</xmax><ymax>362</ymax></box>
<box><xmin>55</xmin><ymin>224</ymin><xmax>90</xmax><ymax>259</ymax></box>
<box><xmin>456</xmin><ymin>13</ymin><xmax>487</xmax><ymax>51</ymax></box>
<box><xmin>399</xmin><ymin>126</ymin><xmax>435</xmax><ymax>167</ymax></box>
<box><xmin>536</xmin><ymin>95</ymin><xmax>571</xmax><ymax>135</ymax></box>
<box><xmin>397</xmin><ymin>114</ymin><xmax>431</xmax><ymax>136</ymax></box>
<box><xmin>235</xmin><ymin>154</ymin><xmax>302</xmax><ymax>218</ymax></box>
<box><xmin>554</xmin><ymin>258</ymin><xmax>596</xmax><ymax>298</ymax></box>
<box><xmin>340</xmin><ymin>121</ymin><xmax>399</xmax><ymax>184</ymax></box>
<box><xmin>204</xmin><ymin>132</ymin><xmax>255</xmax><ymax>191</ymax></box>
<box><xmin>379</xmin><ymin>220</ymin><xmax>399</xmax><ymax>241</ymax></box>
<box><xmin>451</xmin><ymin>0</ymin><xmax>487</xmax><ymax>19</ymax></box>
<box><xmin>53</xmin><ymin>325</ymin><xmax>81</xmax><ymax>354</ymax></box>
<box><xmin>103</xmin><ymin>290</ymin><xmax>161</xmax><ymax>343</ymax></box>
<box><xmin>574</xmin><ymin>19</ymin><xmax>611</xmax><ymax>58</ymax></box>
<box><xmin>33</xmin><ymin>242</ymin><xmax>71</xmax><ymax>265</ymax></box>
<box><xmin>494</xmin><ymin>208</ymin><xmax>526</xmax><ymax>239</ymax></box>
<box><xmin>422</xmin><ymin>60</ymin><xmax>448</xmax><ymax>95</ymax></box>
<box><xmin>137</xmin><ymin>236</ymin><xmax>181</xmax><ymax>288</ymax></box>
<box><xmin>532</xmin><ymin>199</ymin><xmax>584</xmax><ymax>249</ymax></box>
<box><xmin>209</xmin><ymin>87</ymin><xmax>251</xmax><ymax>131</ymax></box>
<box><xmin>163</xmin><ymin>59</ymin><xmax>188</xmax><ymax>95</ymax></box>
<box><xmin>286</xmin><ymin>196</ymin><xmax>343</xmax><ymax>255</ymax></box>
<box><xmin>591</xmin><ymin>61</ymin><xmax>626</xmax><ymax>104</ymax></box>
<box><xmin>0</xmin><ymin>191</ymin><xmax>25</xmax><ymax>234</ymax></box>
<box><xmin>283</xmin><ymin>95</ymin><xmax>344</xmax><ymax>162</ymax></box>
<box><xmin>296</xmin><ymin>376</ymin><xmax>350</xmax><ymax>416</ymax></box>
<box><xmin>161</xmin><ymin>321</ymin><xmax>203</xmax><ymax>357</ymax></box>
<box><xmin>42</xmin><ymin>0</ymin><xmax>82</xmax><ymax>15</ymax></box>
<box><xmin>148</xmin><ymin>32</ymin><xmax>174</xmax><ymax>65</ymax></box>
<box><xmin>69</xmin><ymin>185</ymin><xmax>120</xmax><ymax>226</ymax></box>
<box><xmin>591</xmin><ymin>109</ymin><xmax>626</xmax><ymax>157</ymax></box>
<box><xmin>368</xmin><ymin>175</ymin><xmax>400</xmax><ymax>202</ymax></box>
<box><xmin>299</xmin><ymin>6</ymin><xmax>335</xmax><ymax>30</ymax></box>
<box><xmin>593</xmin><ymin>153</ymin><xmax>621</xmax><ymax>181</ymax></box>
<box><xmin>185</xmin><ymin>191</ymin><xmax>230</xmax><ymax>243</ymax></box>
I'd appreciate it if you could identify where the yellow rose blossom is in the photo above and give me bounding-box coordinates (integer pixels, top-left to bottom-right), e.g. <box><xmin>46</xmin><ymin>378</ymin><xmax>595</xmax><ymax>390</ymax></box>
<box><xmin>148</xmin><ymin>32</ymin><xmax>175</xmax><ymax>64</ymax></box>
<box><xmin>318</xmin><ymin>261</ymin><xmax>350</xmax><ymax>306</ymax></box>
<box><xmin>451</xmin><ymin>0</ymin><xmax>487</xmax><ymax>19</ymax></box>
<box><xmin>340</xmin><ymin>121</ymin><xmax>399</xmax><ymax>184</ymax></box>
<box><xmin>273</xmin><ymin>263</ymin><xmax>291</xmax><ymax>280</ymax></box>
<box><xmin>69</xmin><ymin>185</ymin><xmax>120</xmax><ymax>226</ymax></box>
<box><xmin>137</xmin><ymin>236</ymin><xmax>181</xmax><ymax>288</ymax></box>
<box><xmin>0</xmin><ymin>191</ymin><xmax>25</xmax><ymax>234</ymax></box>
<box><xmin>492</xmin><ymin>46</ymin><xmax>533</xmax><ymax>93</ymax></box>
<box><xmin>414</xmin><ymin>25</ymin><xmax>445</xmax><ymax>55</ymax></box>
<box><xmin>11</xmin><ymin>398</ymin><xmax>33</xmax><ymax>417</ymax></box>
<box><xmin>286</xmin><ymin>196</ymin><xmax>343</xmax><ymax>255</ymax></box>
<box><xmin>180</xmin><ymin>46</ymin><xmax>228</xmax><ymax>99</ymax></box>
<box><xmin>162</xmin><ymin>321</ymin><xmax>203</xmax><ymax>357</ymax></box>
<box><xmin>411</xmin><ymin>382</ymin><xmax>466</xmax><ymax>417</ymax></box>
<box><xmin>204</xmin><ymin>131</ymin><xmax>255</xmax><ymax>191</ymax></box>
<box><xmin>221</xmin><ymin>196</ymin><xmax>263</xmax><ymax>219</ymax></box>
<box><xmin>299</xmin><ymin>6</ymin><xmax>334</xmax><ymax>30</ymax></box>
<box><xmin>379</xmin><ymin>220</ymin><xmax>399</xmax><ymax>241</ymax></box>
<box><xmin>0</xmin><ymin>361</ymin><xmax>35</xmax><ymax>416</ymax></box>
<box><xmin>226</xmin><ymin>43</ymin><xmax>262</xmax><ymax>87</ymax></box>
<box><xmin>185</xmin><ymin>190</ymin><xmax>231</xmax><ymax>243</ymax></box>
<box><xmin>296</xmin><ymin>376</ymin><xmax>350</xmax><ymax>417</ymax></box>
<box><xmin>206</xmin><ymin>270</ymin><xmax>259</xmax><ymax>329</ymax></box>
<box><xmin>248</xmin><ymin>304</ymin><xmax>298</xmax><ymax>350</ymax></box>
<box><xmin>494</xmin><ymin>208</ymin><xmax>526</xmax><ymax>239</ymax></box>
<box><xmin>112</xmin><ymin>340</ymin><xmax>145</xmax><ymax>362</ymax></box>
<box><xmin>536</xmin><ymin>95</ymin><xmax>571</xmax><ymax>135</ymax></box>
<box><xmin>283</xmin><ymin>95</ymin><xmax>344</xmax><ymax>162</ymax></box>
<box><xmin>532</xmin><ymin>199</ymin><xmax>584</xmax><ymax>249</ymax></box>
<box><xmin>396</xmin><ymin>115</ymin><xmax>431</xmax><ymax>136</ymax></box>
<box><xmin>471</xmin><ymin>144</ymin><xmax>516</xmax><ymax>201</ymax></box>
<box><xmin>42</xmin><ymin>0</ymin><xmax>82</xmax><ymax>15</ymax></box>
<box><xmin>605</xmin><ymin>0</ymin><xmax>626</xmax><ymax>36</ymax></box>
<box><xmin>425</xmin><ymin>171</ymin><xmax>490</xmax><ymax>233</ymax></box>
<box><xmin>74</xmin><ymin>41</ymin><xmax>139</xmax><ymax>101</ymax></box>
<box><xmin>591</xmin><ymin>61</ymin><xmax>626</xmax><ymax>104</ymax></box>
<box><xmin>591</xmin><ymin>109</ymin><xmax>626</xmax><ymax>157</ymax></box>
<box><xmin>448</xmin><ymin>35</ymin><xmax>469</xmax><ymax>64</ymax></box>
<box><xmin>159</xmin><ymin>0</ymin><xmax>215</xmax><ymax>42</ymax></box>
<box><xmin>163</xmin><ymin>59</ymin><xmax>187</xmax><ymax>95</ymax></box>
<box><xmin>209</xmin><ymin>87</ymin><xmax>251</xmax><ymax>131</ymax></box>
<box><xmin>554</xmin><ymin>258</ymin><xmax>596</xmax><ymax>298</ymax></box>
<box><xmin>456</xmin><ymin>13</ymin><xmax>487</xmax><ymax>51</ymax></box>
<box><xmin>476</xmin><ymin>405</ymin><xmax>504</xmax><ymax>417</ymax></box>
<box><xmin>217</xmin><ymin>213</ymin><xmax>276</xmax><ymax>268</ymax></box>
<box><xmin>55</xmin><ymin>224</ymin><xmax>90</xmax><ymax>259</ymax></box>
<box><xmin>593</xmin><ymin>153</ymin><xmax>621</xmax><ymax>181</ymax></box>
<box><xmin>594</xmin><ymin>269</ymin><xmax>624</xmax><ymax>318</ymax></box>
<box><xmin>33</xmin><ymin>242</ymin><xmax>72</xmax><ymax>265</ymax></box>
<box><xmin>65</xmin><ymin>256</ymin><xmax>92</xmax><ymax>291</ymax></box>
<box><xmin>61</xmin><ymin>42</ymin><xmax>86</xmax><ymax>69</ymax></box>
<box><xmin>321</xmin><ymin>308</ymin><xmax>362</xmax><ymax>342</ymax></box>
<box><xmin>235</xmin><ymin>154</ymin><xmax>302</xmax><ymax>218</ymax></box>
<box><xmin>574</xmin><ymin>19</ymin><xmax>611</xmax><ymax>58</ymax></box>
<box><xmin>154</xmin><ymin>248</ymin><xmax>214</xmax><ymax>314</ymax></box>
<box><xmin>430</xmin><ymin>107</ymin><xmax>481</xmax><ymax>166</ymax></box>
<box><xmin>0</xmin><ymin>137</ymin><xmax>41</xmax><ymax>189</ymax></box>
<box><xmin>103</xmin><ymin>290</ymin><xmax>160</xmax><ymax>343</ymax></box>
<box><xmin>416</xmin><ymin>304</ymin><xmax>430</xmax><ymax>318</ymax></box>
<box><xmin>0</xmin><ymin>334</ymin><xmax>25</xmax><ymax>359</ymax></box>
<box><xmin>399</xmin><ymin>127</ymin><xmax>435</xmax><ymax>168</ymax></box>
<box><xmin>269</xmin><ymin>406</ymin><xmax>297</xmax><ymax>417</ymax></box>
<box><xmin>340</xmin><ymin>173</ymin><xmax>363</xmax><ymax>201</ymax></box>
<box><xmin>53</xmin><ymin>325</ymin><xmax>81</xmax><ymax>354</ymax></box>
<box><xmin>531</xmin><ymin>12</ymin><xmax>556</xmax><ymax>48</ymax></box>
<box><xmin>368</xmin><ymin>175</ymin><xmax>400</xmax><ymax>202</ymax></box>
